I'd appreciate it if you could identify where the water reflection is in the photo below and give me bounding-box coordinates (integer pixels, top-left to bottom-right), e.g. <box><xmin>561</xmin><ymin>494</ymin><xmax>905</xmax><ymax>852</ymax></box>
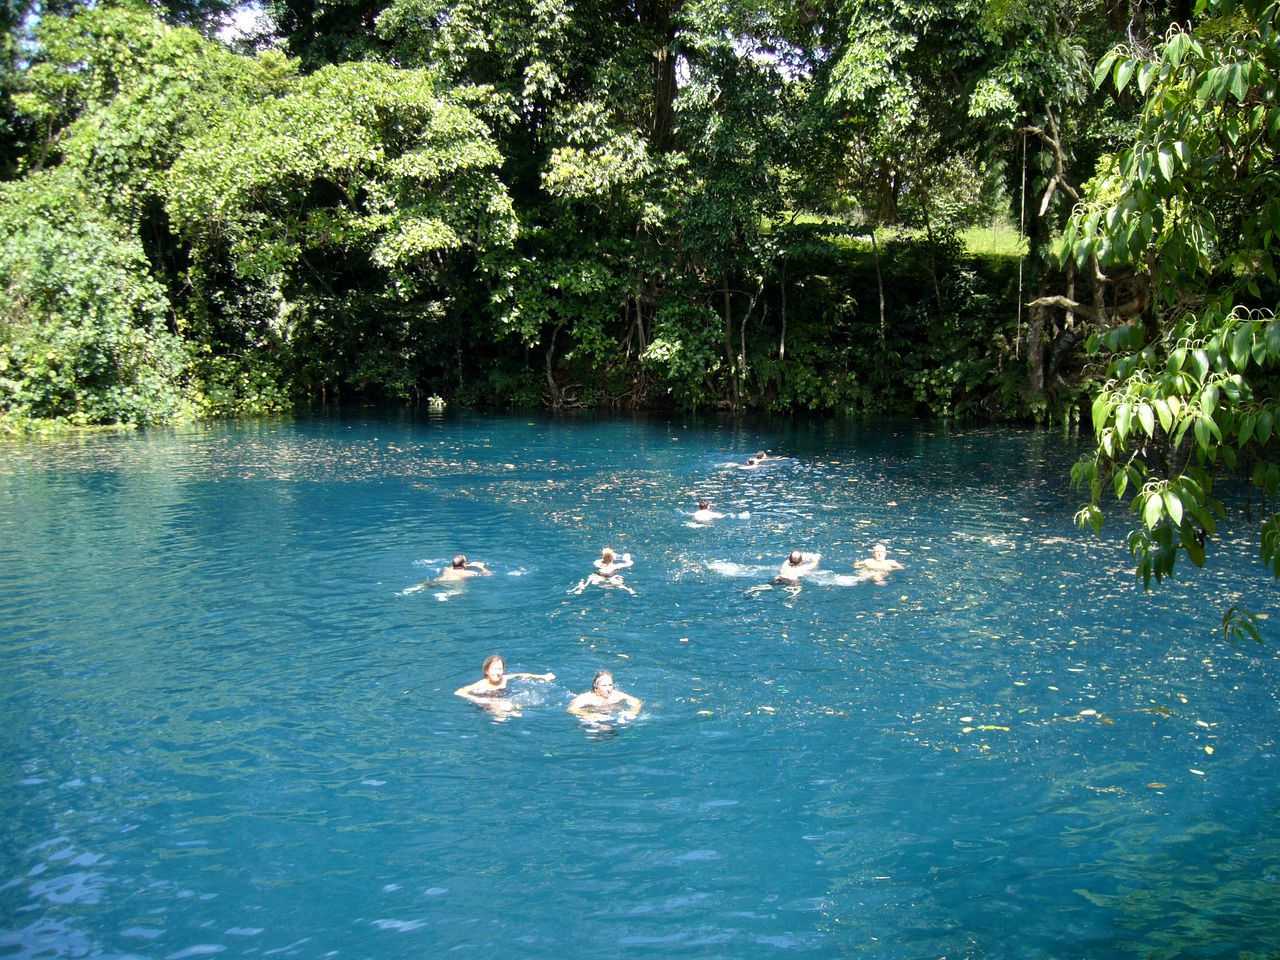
<box><xmin>1</xmin><ymin>414</ymin><xmax>1278</xmax><ymax>959</ymax></box>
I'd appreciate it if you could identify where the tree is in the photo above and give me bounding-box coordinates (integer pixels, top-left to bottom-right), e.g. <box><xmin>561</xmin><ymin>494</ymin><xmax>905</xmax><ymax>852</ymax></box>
<box><xmin>1066</xmin><ymin>0</ymin><xmax>1280</xmax><ymax>635</ymax></box>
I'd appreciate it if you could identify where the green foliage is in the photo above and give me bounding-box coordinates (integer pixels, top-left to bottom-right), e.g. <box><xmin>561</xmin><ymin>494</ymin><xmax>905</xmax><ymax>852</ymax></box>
<box><xmin>1068</xmin><ymin>0</ymin><xmax>1280</xmax><ymax>586</ymax></box>
<box><xmin>0</xmin><ymin>169</ymin><xmax>196</xmax><ymax>426</ymax></box>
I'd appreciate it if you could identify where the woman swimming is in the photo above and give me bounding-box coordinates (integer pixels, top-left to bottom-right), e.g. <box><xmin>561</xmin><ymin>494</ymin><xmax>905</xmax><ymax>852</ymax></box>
<box><xmin>454</xmin><ymin>655</ymin><xmax>555</xmax><ymax>708</ymax></box>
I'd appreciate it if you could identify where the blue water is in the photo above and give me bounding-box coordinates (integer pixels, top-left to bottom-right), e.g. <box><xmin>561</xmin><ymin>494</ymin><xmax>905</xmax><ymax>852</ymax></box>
<box><xmin>2</xmin><ymin>413</ymin><xmax>1279</xmax><ymax>959</ymax></box>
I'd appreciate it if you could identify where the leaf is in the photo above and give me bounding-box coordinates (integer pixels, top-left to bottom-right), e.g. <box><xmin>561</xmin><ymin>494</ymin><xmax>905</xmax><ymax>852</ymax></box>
<box><xmin>1115</xmin><ymin>58</ymin><xmax>1136</xmax><ymax>93</ymax></box>
<box><xmin>1155</xmin><ymin>397</ymin><xmax>1173</xmax><ymax>433</ymax></box>
<box><xmin>1157</xmin><ymin>146</ymin><xmax>1176</xmax><ymax>182</ymax></box>
<box><xmin>1144</xmin><ymin>494</ymin><xmax>1163</xmax><ymax>529</ymax></box>
<box><xmin>1116</xmin><ymin>401</ymin><xmax>1133</xmax><ymax>441</ymax></box>
<box><xmin>1163</xmin><ymin>490</ymin><xmax>1184</xmax><ymax>526</ymax></box>
<box><xmin>1231</xmin><ymin>323</ymin><xmax>1253</xmax><ymax>369</ymax></box>
<box><xmin>1229</xmin><ymin>63</ymin><xmax>1249</xmax><ymax>100</ymax></box>
<box><xmin>1258</xmin><ymin>409</ymin><xmax>1273</xmax><ymax>444</ymax></box>
<box><xmin>1138</xmin><ymin>403</ymin><xmax>1155</xmax><ymax>437</ymax></box>
<box><xmin>1240</xmin><ymin>413</ymin><xmax>1256</xmax><ymax>447</ymax></box>
<box><xmin>1200</xmin><ymin>383</ymin><xmax>1218</xmax><ymax>416</ymax></box>
<box><xmin>1191</xmin><ymin>349</ymin><xmax>1210</xmax><ymax>380</ymax></box>
<box><xmin>1091</xmin><ymin>392</ymin><xmax>1110</xmax><ymax>435</ymax></box>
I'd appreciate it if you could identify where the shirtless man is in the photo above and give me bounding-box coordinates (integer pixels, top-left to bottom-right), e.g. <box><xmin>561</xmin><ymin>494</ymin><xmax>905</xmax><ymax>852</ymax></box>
<box><xmin>692</xmin><ymin>499</ymin><xmax>726</xmax><ymax>524</ymax></box>
<box><xmin>567</xmin><ymin>670</ymin><xmax>643</xmax><ymax>719</ymax></box>
<box><xmin>775</xmin><ymin>549</ymin><xmax>820</xmax><ymax>583</ymax></box>
<box><xmin>855</xmin><ymin>543</ymin><xmax>903</xmax><ymax>583</ymax></box>
<box><xmin>439</xmin><ymin>554</ymin><xmax>492</xmax><ymax>582</ymax></box>
<box><xmin>570</xmin><ymin>547</ymin><xmax>636</xmax><ymax>595</ymax></box>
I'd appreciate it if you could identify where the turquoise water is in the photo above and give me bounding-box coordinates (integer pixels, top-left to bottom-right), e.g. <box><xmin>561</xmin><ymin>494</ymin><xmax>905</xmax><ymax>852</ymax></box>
<box><xmin>2</xmin><ymin>413</ymin><xmax>1278</xmax><ymax>959</ymax></box>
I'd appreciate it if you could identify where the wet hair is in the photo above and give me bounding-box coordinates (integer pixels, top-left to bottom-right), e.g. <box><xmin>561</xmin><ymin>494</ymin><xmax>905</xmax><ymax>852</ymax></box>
<box><xmin>452</xmin><ymin>555</ymin><xmax>468</xmax><ymax>568</ymax></box>
<box><xmin>754</xmin><ymin>451</ymin><xmax>766</xmax><ymax>459</ymax></box>
<box><xmin>789</xmin><ymin>550</ymin><xmax>803</xmax><ymax>565</ymax></box>
<box><xmin>601</xmin><ymin>547</ymin><xmax>616</xmax><ymax>563</ymax></box>
<box><xmin>698</xmin><ymin>500</ymin><xmax>710</xmax><ymax>510</ymax></box>
<box><xmin>482</xmin><ymin>654</ymin><xmax>504</xmax><ymax>676</ymax></box>
<box><xmin>592</xmin><ymin>670</ymin><xmax>613</xmax><ymax>692</ymax></box>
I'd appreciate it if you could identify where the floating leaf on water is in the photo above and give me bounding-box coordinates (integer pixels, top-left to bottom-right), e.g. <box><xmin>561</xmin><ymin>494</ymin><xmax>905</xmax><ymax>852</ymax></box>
<box><xmin>1079</xmin><ymin>709</ymin><xmax>1098</xmax><ymax>717</ymax></box>
<box><xmin>978</xmin><ymin>725</ymin><xmax>1010</xmax><ymax>731</ymax></box>
<box><xmin>1048</xmin><ymin>686</ymin><xmax>1060</xmax><ymax>692</ymax></box>
<box><xmin>616</xmin><ymin>653</ymin><xmax>629</xmax><ymax>659</ymax></box>
<box><xmin>1190</xmin><ymin>769</ymin><xmax>1206</xmax><ymax>776</ymax></box>
<box><xmin>960</xmin><ymin>716</ymin><xmax>974</xmax><ymax>722</ymax></box>
<box><xmin>1014</xmin><ymin>681</ymin><xmax>1027</xmax><ymax>686</ymax></box>
<box><xmin>1204</xmin><ymin>746</ymin><xmax>1214</xmax><ymax>755</ymax></box>
<box><xmin>1177</xmin><ymin>694</ymin><xmax>1189</xmax><ymax>703</ymax></box>
<box><xmin>1195</xmin><ymin>720</ymin><xmax>1211</xmax><ymax>728</ymax></box>
<box><xmin>679</xmin><ymin>637</ymin><xmax>689</xmax><ymax>643</ymax></box>
<box><xmin>1146</xmin><ymin>782</ymin><xmax>1167</xmax><ymax>789</ymax></box>
<box><xmin>697</xmin><ymin>711</ymin><xmax>713</xmax><ymax>717</ymax></box>
<box><xmin>961</xmin><ymin>727</ymin><xmax>974</xmax><ymax>734</ymax></box>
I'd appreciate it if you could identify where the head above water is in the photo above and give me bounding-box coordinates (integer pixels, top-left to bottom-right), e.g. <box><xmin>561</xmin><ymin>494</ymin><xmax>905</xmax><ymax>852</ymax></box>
<box><xmin>601</xmin><ymin>547</ymin><xmax>616</xmax><ymax>563</ymax></box>
<box><xmin>592</xmin><ymin>670</ymin><xmax>614</xmax><ymax>694</ymax></box>
<box><xmin>452</xmin><ymin>555</ymin><xmax>468</xmax><ymax>569</ymax></box>
<box><xmin>788</xmin><ymin>549</ymin><xmax>803</xmax><ymax>565</ymax></box>
<box><xmin>482</xmin><ymin>654</ymin><xmax>504</xmax><ymax>680</ymax></box>
<box><xmin>873</xmin><ymin>543</ymin><xmax>888</xmax><ymax>560</ymax></box>
<box><xmin>698</xmin><ymin>499</ymin><xmax>711</xmax><ymax>510</ymax></box>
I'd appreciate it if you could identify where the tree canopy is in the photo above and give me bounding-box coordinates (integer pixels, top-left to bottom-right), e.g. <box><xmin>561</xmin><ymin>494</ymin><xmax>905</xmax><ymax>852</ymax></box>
<box><xmin>2</xmin><ymin>0</ymin><xmax>1277</xmax><ymax>596</ymax></box>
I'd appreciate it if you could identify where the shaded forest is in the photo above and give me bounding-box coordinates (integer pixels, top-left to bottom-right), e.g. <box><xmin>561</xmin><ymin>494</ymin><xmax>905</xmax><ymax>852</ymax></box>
<box><xmin>3</xmin><ymin>0</ymin><xmax>1279</xmax><ymax>590</ymax></box>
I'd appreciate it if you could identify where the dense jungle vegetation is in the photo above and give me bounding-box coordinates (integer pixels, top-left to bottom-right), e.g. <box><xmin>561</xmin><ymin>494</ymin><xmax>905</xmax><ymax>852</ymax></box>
<box><xmin>1</xmin><ymin>0</ymin><xmax>1278</xmax><ymax>593</ymax></box>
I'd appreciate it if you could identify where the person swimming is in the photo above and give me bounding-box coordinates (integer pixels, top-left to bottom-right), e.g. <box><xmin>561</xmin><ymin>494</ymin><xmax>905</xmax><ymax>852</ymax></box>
<box><xmin>569</xmin><ymin>547</ymin><xmax>636</xmax><ymax>595</ymax></box>
<box><xmin>567</xmin><ymin>670</ymin><xmax>643</xmax><ymax>719</ymax></box>
<box><xmin>438</xmin><ymin>554</ymin><xmax>492</xmax><ymax>582</ymax></box>
<box><xmin>855</xmin><ymin>542</ymin><xmax>903</xmax><ymax>583</ymax></box>
<box><xmin>775</xmin><ymin>549</ymin><xmax>820</xmax><ymax>584</ymax></box>
<box><xmin>692</xmin><ymin>499</ymin><xmax>726</xmax><ymax>524</ymax></box>
<box><xmin>454</xmin><ymin>655</ymin><xmax>555</xmax><ymax>711</ymax></box>
<box><xmin>738</xmin><ymin>450</ymin><xmax>772</xmax><ymax>470</ymax></box>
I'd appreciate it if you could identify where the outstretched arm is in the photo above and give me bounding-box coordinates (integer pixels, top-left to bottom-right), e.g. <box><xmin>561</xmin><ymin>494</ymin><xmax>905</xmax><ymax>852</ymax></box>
<box><xmin>507</xmin><ymin>671</ymin><xmax>555</xmax><ymax>682</ymax></box>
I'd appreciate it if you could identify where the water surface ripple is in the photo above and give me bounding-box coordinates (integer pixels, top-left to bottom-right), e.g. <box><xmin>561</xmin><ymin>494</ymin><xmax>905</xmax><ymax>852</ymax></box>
<box><xmin>1</xmin><ymin>413</ymin><xmax>1278</xmax><ymax>959</ymax></box>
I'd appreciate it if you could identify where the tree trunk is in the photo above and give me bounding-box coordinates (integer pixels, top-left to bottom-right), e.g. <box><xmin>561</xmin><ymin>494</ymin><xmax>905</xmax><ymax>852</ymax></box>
<box><xmin>1025</xmin><ymin>302</ymin><xmax>1047</xmax><ymax>397</ymax></box>
<box><xmin>723</xmin><ymin>276</ymin><xmax>739</xmax><ymax>408</ymax></box>
<box><xmin>545</xmin><ymin>323</ymin><xmax>564</xmax><ymax>409</ymax></box>
<box><xmin>779</xmin><ymin>259</ymin><xmax>787</xmax><ymax>361</ymax></box>
<box><xmin>870</xmin><ymin>227</ymin><xmax>886</xmax><ymax>344</ymax></box>
<box><xmin>920</xmin><ymin>195</ymin><xmax>944</xmax><ymax>324</ymax></box>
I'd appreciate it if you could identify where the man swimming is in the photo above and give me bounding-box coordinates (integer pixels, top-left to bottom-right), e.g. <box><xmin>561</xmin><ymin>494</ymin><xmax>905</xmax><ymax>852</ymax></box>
<box><xmin>775</xmin><ymin>549</ymin><xmax>820</xmax><ymax>583</ymax></box>
<box><xmin>567</xmin><ymin>670</ymin><xmax>643</xmax><ymax>719</ymax></box>
<box><xmin>569</xmin><ymin>547</ymin><xmax>636</xmax><ymax>595</ymax></box>
<box><xmin>438</xmin><ymin>554</ymin><xmax>492</xmax><ymax>582</ymax></box>
<box><xmin>855</xmin><ymin>543</ymin><xmax>904</xmax><ymax>583</ymax></box>
<box><xmin>692</xmin><ymin>499</ymin><xmax>726</xmax><ymax>524</ymax></box>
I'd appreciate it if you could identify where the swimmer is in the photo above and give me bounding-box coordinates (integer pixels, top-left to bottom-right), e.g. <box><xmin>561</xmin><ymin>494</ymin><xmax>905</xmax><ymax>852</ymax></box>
<box><xmin>438</xmin><ymin>554</ymin><xmax>492</xmax><ymax>582</ymax></box>
<box><xmin>454</xmin><ymin>655</ymin><xmax>555</xmax><ymax>707</ymax></box>
<box><xmin>855</xmin><ymin>542</ymin><xmax>903</xmax><ymax>583</ymax></box>
<box><xmin>775</xmin><ymin>549</ymin><xmax>820</xmax><ymax>584</ymax></box>
<box><xmin>567</xmin><ymin>670</ymin><xmax>643</xmax><ymax>719</ymax></box>
<box><xmin>738</xmin><ymin>450</ymin><xmax>772</xmax><ymax>470</ymax></box>
<box><xmin>569</xmin><ymin>547</ymin><xmax>636</xmax><ymax>595</ymax></box>
<box><xmin>692</xmin><ymin>499</ymin><xmax>726</xmax><ymax>524</ymax></box>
